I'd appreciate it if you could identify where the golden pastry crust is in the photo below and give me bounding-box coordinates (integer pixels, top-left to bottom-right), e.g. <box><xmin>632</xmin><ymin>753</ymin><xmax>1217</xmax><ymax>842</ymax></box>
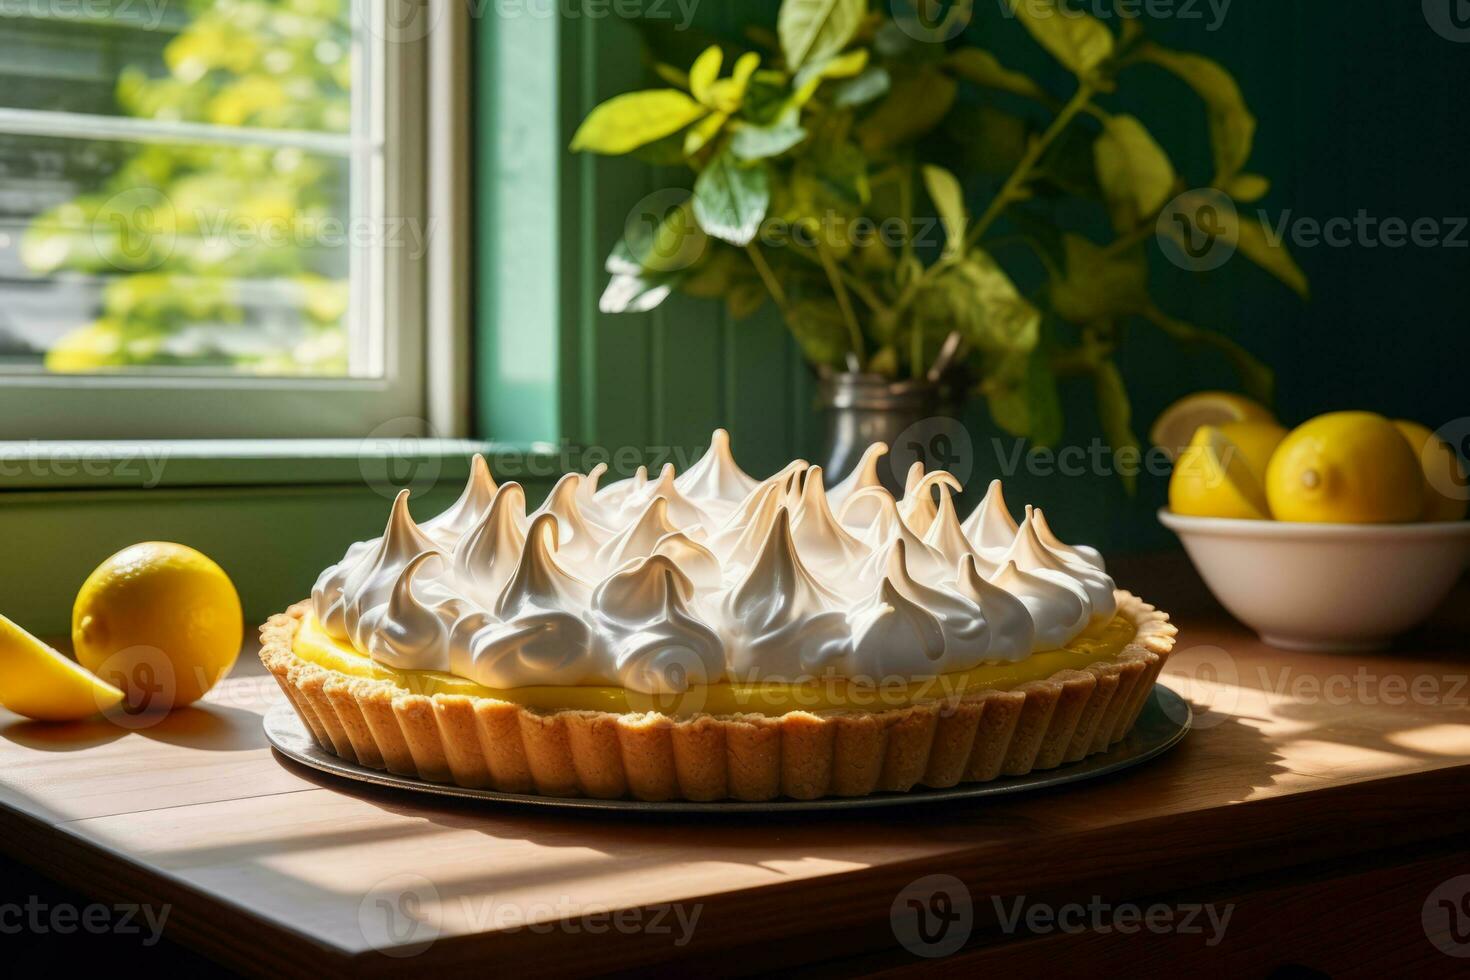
<box><xmin>260</xmin><ymin>592</ymin><xmax>1176</xmax><ymax>801</ymax></box>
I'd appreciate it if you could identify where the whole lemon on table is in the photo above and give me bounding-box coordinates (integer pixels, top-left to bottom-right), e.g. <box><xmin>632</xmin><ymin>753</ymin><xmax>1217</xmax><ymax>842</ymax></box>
<box><xmin>1265</xmin><ymin>412</ymin><xmax>1425</xmax><ymax>523</ymax></box>
<box><xmin>1393</xmin><ymin>419</ymin><xmax>1468</xmax><ymax>522</ymax></box>
<box><xmin>72</xmin><ymin>543</ymin><xmax>243</xmax><ymax>712</ymax></box>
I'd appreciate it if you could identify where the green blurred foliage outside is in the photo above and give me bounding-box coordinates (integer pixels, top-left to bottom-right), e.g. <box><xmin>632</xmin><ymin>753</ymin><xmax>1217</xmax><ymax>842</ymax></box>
<box><xmin>21</xmin><ymin>0</ymin><xmax>354</xmax><ymax>374</ymax></box>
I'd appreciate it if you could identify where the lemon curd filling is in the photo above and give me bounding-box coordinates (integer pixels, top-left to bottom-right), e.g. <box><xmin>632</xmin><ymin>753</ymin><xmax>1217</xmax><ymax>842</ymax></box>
<box><xmin>291</xmin><ymin>614</ymin><xmax>1136</xmax><ymax>717</ymax></box>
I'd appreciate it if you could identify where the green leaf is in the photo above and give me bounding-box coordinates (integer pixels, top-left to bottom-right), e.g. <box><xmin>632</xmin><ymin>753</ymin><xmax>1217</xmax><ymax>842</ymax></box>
<box><xmin>944</xmin><ymin>48</ymin><xmax>1049</xmax><ymax>102</ymax></box>
<box><xmin>856</xmin><ymin>67</ymin><xmax>957</xmax><ymax>153</ymax></box>
<box><xmin>1094</xmin><ymin>114</ymin><xmax>1176</xmax><ymax>231</ymax></box>
<box><xmin>1007</xmin><ymin>0</ymin><xmax>1115</xmax><ymax>80</ymax></box>
<box><xmin>693</xmin><ymin>152</ymin><xmax>770</xmax><ymax>245</ymax></box>
<box><xmin>708</xmin><ymin>52</ymin><xmax>762</xmax><ymax>113</ymax></box>
<box><xmin>725</xmin><ymin>279</ymin><xmax>768</xmax><ymax>319</ymax></box>
<box><xmin>778</xmin><ymin>0</ymin><xmax>865</xmax><ymax>70</ymax></box>
<box><xmin>1092</xmin><ymin>359</ymin><xmax>1139</xmax><ymax>493</ymax></box>
<box><xmin>793</xmin><ymin>48</ymin><xmax>870</xmax><ymax>89</ymax></box>
<box><xmin>730</xmin><ymin>109</ymin><xmax>808</xmax><ymax>160</ymax></box>
<box><xmin>867</xmin><ymin>345</ymin><xmax>899</xmax><ymax>377</ymax></box>
<box><xmin>683</xmin><ymin>110</ymin><xmax>729</xmax><ymax>156</ymax></box>
<box><xmin>1137</xmin><ymin>44</ymin><xmax>1255</xmax><ymax>184</ymax></box>
<box><xmin>832</xmin><ymin>66</ymin><xmax>890</xmax><ymax>107</ymax></box>
<box><xmin>689</xmin><ymin>46</ymin><xmax>722</xmax><ymax>105</ymax></box>
<box><xmin>571</xmin><ymin>90</ymin><xmax>708</xmax><ymax>155</ymax></box>
<box><xmin>600</xmin><ymin>271</ymin><xmax>680</xmax><ymax>314</ymax></box>
<box><xmin>917</xmin><ymin>250</ymin><xmax>1040</xmax><ymax>354</ymax></box>
<box><xmin>1226</xmin><ymin>173</ymin><xmax>1270</xmax><ymax>202</ymax></box>
<box><xmin>985</xmin><ymin>347</ymin><xmax>1064</xmax><ymax>446</ymax></box>
<box><xmin>679</xmin><ymin>247</ymin><xmax>743</xmax><ymax>298</ymax></box>
<box><xmin>1235</xmin><ymin>214</ymin><xmax>1310</xmax><ymax>300</ymax></box>
<box><xmin>921</xmin><ymin>164</ymin><xmax>967</xmax><ymax>259</ymax></box>
<box><xmin>1050</xmin><ymin>234</ymin><xmax>1148</xmax><ymax>323</ymax></box>
<box><xmin>785</xmin><ymin>298</ymin><xmax>851</xmax><ymax>367</ymax></box>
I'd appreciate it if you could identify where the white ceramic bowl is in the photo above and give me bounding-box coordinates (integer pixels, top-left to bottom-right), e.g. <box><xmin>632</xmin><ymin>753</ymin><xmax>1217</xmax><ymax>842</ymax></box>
<box><xmin>1158</xmin><ymin>509</ymin><xmax>1470</xmax><ymax>650</ymax></box>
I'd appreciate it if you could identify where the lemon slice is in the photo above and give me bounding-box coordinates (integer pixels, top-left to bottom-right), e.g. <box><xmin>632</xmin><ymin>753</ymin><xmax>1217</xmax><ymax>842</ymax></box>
<box><xmin>1394</xmin><ymin>420</ymin><xmax>1468</xmax><ymax>522</ymax></box>
<box><xmin>1150</xmin><ymin>391</ymin><xmax>1276</xmax><ymax>461</ymax></box>
<box><xmin>1168</xmin><ymin>425</ymin><xmax>1270</xmax><ymax>520</ymax></box>
<box><xmin>1216</xmin><ymin>420</ymin><xmax>1287</xmax><ymax>484</ymax></box>
<box><xmin>1266</xmin><ymin>411</ymin><xmax>1424</xmax><ymax>523</ymax></box>
<box><xmin>0</xmin><ymin>613</ymin><xmax>123</xmax><ymax>721</ymax></box>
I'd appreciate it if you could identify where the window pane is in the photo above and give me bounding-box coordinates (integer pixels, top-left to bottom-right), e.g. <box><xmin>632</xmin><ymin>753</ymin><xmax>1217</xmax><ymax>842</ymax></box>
<box><xmin>0</xmin><ymin>0</ymin><xmax>376</xmax><ymax>378</ymax></box>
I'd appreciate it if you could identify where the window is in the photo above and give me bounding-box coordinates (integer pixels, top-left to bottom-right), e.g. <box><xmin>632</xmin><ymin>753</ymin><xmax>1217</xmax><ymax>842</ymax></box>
<box><xmin>0</xmin><ymin>0</ymin><xmax>460</xmax><ymax>439</ymax></box>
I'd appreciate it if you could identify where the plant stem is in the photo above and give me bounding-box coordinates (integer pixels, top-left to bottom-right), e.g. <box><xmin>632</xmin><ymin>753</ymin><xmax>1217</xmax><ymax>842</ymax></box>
<box><xmin>816</xmin><ymin>241</ymin><xmax>867</xmax><ymax>365</ymax></box>
<box><xmin>899</xmin><ymin>153</ymin><xmax>915</xmax><ymax>265</ymax></box>
<box><xmin>910</xmin><ymin>325</ymin><xmax>923</xmax><ymax>380</ymax></box>
<box><xmin>744</xmin><ymin>242</ymin><xmax>789</xmax><ymax>312</ymax></box>
<box><xmin>966</xmin><ymin>83</ymin><xmax>1094</xmax><ymax>249</ymax></box>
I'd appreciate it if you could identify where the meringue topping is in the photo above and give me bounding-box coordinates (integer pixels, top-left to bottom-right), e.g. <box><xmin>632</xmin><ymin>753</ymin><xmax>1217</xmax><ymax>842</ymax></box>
<box><xmin>311</xmin><ymin>432</ymin><xmax>1122</xmax><ymax>692</ymax></box>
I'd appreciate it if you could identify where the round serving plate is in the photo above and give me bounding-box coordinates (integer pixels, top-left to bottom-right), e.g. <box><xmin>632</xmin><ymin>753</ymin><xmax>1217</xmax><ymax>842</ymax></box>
<box><xmin>263</xmin><ymin>685</ymin><xmax>1190</xmax><ymax>813</ymax></box>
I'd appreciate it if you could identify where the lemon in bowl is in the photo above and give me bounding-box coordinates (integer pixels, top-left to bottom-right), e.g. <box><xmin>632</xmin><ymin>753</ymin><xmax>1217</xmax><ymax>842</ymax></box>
<box><xmin>1265</xmin><ymin>411</ymin><xmax>1425</xmax><ymax>523</ymax></box>
<box><xmin>1160</xmin><ymin>406</ymin><xmax>1470</xmax><ymax>649</ymax></box>
<box><xmin>72</xmin><ymin>543</ymin><xmax>243</xmax><ymax>712</ymax></box>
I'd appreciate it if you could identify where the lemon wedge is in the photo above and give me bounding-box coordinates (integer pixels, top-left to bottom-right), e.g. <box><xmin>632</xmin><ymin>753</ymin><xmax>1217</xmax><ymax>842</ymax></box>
<box><xmin>1216</xmin><ymin>420</ymin><xmax>1287</xmax><ymax>484</ymax></box>
<box><xmin>1266</xmin><ymin>411</ymin><xmax>1424</xmax><ymax>523</ymax></box>
<box><xmin>0</xmin><ymin>613</ymin><xmax>123</xmax><ymax>721</ymax></box>
<box><xmin>1393</xmin><ymin>420</ymin><xmax>1468</xmax><ymax>522</ymax></box>
<box><xmin>1169</xmin><ymin>424</ymin><xmax>1270</xmax><ymax>519</ymax></box>
<box><xmin>1150</xmin><ymin>391</ymin><xmax>1276</xmax><ymax>461</ymax></box>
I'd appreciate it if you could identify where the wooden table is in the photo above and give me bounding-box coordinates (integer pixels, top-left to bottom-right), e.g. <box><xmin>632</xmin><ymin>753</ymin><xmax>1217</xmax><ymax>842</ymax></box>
<box><xmin>2</xmin><ymin>555</ymin><xmax>1468</xmax><ymax>976</ymax></box>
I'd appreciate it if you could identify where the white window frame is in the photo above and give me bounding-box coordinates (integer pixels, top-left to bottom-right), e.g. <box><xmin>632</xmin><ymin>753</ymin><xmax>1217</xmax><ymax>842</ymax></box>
<box><xmin>0</xmin><ymin>1</ymin><xmax>468</xmax><ymax>440</ymax></box>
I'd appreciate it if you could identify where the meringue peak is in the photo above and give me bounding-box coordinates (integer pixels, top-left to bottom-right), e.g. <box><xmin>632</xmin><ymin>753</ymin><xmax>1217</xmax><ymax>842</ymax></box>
<box><xmin>423</xmin><ymin>454</ymin><xmax>498</xmax><ymax>542</ymax></box>
<box><xmin>674</xmin><ymin>428</ymin><xmax>759</xmax><ymax>501</ymax></box>
<box><xmin>962</xmin><ymin>479</ymin><xmax>1019</xmax><ymax>552</ymax></box>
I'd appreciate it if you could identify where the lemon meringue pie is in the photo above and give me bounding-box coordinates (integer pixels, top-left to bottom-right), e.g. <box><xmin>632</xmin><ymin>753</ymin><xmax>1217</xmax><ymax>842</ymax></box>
<box><xmin>261</xmin><ymin>431</ymin><xmax>1175</xmax><ymax>801</ymax></box>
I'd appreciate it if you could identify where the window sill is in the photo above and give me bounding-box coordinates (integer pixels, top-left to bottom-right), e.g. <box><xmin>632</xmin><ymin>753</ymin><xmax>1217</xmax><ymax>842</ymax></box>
<box><xmin>0</xmin><ymin>439</ymin><xmax>568</xmax><ymax>634</ymax></box>
<box><xmin>0</xmin><ymin>438</ymin><xmax>567</xmax><ymax>492</ymax></box>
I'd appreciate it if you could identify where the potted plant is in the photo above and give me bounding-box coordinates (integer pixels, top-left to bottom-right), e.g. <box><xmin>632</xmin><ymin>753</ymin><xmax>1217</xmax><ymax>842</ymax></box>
<box><xmin>572</xmin><ymin>0</ymin><xmax>1307</xmax><ymax>485</ymax></box>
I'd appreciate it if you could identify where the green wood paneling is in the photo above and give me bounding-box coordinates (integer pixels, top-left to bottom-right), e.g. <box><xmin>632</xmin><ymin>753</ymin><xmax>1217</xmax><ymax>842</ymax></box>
<box><xmin>475</xmin><ymin>5</ymin><xmax>1470</xmax><ymax>552</ymax></box>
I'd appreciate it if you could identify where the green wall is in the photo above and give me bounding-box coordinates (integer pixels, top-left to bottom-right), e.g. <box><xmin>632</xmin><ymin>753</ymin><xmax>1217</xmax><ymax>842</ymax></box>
<box><xmin>475</xmin><ymin>4</ymin><xmax>1470</xmax><ymax>554</ymax></box>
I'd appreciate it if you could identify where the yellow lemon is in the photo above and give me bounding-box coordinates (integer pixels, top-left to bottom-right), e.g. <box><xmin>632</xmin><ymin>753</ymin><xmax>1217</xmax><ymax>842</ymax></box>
<box><xmin>0</xmin><ymin>614</ymin><xmax>124</xmax><ymax>721</ymax></box>
<box><xmin>1150</xmin><ymin>391</ymin><xmax>1276</xmax><ymax>461</ymax></box>
<box><xmin>1216</xmin><ymin>420</ymin><xmax>1287</xmax><ymax>484</ymax></box>
<box><xmin>1393</xmin><ymin>420</ymin><xmax>1468</xmax><ymax>522</ymax></box>
<box><xmin>1265</xmin><ymin>412</ymin><xmax>1424</xmax><ymax>523</ymax></box>
<box><xmin>1168</xmin><ymin>425</ymin><xmax>1270</xmax><ymax>520</ymax></box>
<box><xmin>72</xmin><ymin>543</ymin><xmax>243</xmax><ymax>712</ymax></box>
